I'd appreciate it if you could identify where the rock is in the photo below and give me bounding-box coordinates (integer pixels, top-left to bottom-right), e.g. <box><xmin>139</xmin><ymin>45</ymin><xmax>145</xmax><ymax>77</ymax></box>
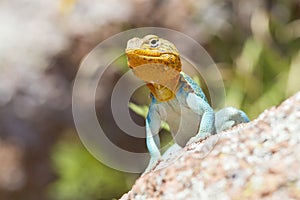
<box><xmin>120</xmin><ymin>91</ymin><xmax>300</xmax><ymax>200</ymax></box>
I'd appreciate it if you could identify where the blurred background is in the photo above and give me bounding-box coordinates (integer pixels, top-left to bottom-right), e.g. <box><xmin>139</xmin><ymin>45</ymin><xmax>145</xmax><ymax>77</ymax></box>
<box><xmin>0</xmin><ymin>0</ymin><xmax>299</xmax><ymax>199</ymax></box>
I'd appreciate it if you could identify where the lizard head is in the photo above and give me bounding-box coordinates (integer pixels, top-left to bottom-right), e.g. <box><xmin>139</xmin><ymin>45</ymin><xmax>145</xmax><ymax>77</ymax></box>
<box><xmin>125</xmin><ymin>35</ymin><xmax>182</xmax><ymax>102</ymax></box>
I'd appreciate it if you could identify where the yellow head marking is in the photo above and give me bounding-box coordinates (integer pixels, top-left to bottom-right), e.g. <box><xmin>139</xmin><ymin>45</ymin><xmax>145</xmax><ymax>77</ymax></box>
<box><xmin>125</xmin><ymin>35</ymin><xmax>182</xmax><ymax>102</ymax></box>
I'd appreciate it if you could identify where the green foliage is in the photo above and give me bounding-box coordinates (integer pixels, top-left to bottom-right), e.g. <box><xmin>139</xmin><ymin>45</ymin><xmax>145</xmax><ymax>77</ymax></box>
<box><xmin>129</xmin><ymin>102</ymin><xmax>170</xmax><ymax>132</ymax></box>
<box><xmin>48</xmin><ymin>137</ymin><xmax>133</xmax><ymax>200</ymax></box>
<box><xmin>226</xmin><ymin>34</ymin><xmax>300</xmax><ymax>118</ymax></box>
<box><xmin>128</xmin><ymin>102</ymin><xmax>148</xmax><ymax>118</ymax></box>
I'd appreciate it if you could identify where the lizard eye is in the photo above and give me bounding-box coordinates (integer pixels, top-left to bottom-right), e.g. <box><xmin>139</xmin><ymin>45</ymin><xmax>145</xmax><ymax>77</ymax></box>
<box><xmin>149</xmin><ymin>38</ymin><xmax>160</xmax><ymax>48</ymax></box>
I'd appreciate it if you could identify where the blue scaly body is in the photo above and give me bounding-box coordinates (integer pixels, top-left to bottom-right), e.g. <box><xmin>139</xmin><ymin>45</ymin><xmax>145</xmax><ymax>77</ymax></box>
<box><xmin>144</xmin><ymin>72</ymin><xmax>249</xmax><ymax>172</ymax></box>
<box><xmin>125</xmin><ymin>35</ymin><xmax>250</xmax><ymax>173</ymax></box>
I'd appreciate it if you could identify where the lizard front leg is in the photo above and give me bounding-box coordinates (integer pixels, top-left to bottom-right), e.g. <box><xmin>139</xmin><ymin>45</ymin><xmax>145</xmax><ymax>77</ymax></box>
<box><xmin>185</xmin><ymin>93</ymin><xmax>215</xmax><ymax>145</ymax></box>
<box><xmin>144</xmin><ymin>105</ymin><xmax>161</xmax><ymax>173</ymax></box>
<box><xmin>215</xmin><ymin>107</ymin><xmax>250</xmax><ymax>133</ymax></box>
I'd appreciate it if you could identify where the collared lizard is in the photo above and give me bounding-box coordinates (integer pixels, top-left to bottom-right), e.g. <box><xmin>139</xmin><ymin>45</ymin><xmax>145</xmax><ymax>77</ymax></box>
<box><xmin>125</xmin><ymin>35</ymin><xmax>249</xmax><ymax>173</ymax></box>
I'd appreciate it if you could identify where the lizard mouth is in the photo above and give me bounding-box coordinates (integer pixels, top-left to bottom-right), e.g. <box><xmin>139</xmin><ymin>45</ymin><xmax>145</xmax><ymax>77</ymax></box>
<box><xmin>125</xmin><ymin>48</ymin><xmax>162</xmax><ymax>57</ymax></box>
<box><xmin>125</xmin><ymin>49</ymin><xmax>181</xmax><ymax>71</ymax></box>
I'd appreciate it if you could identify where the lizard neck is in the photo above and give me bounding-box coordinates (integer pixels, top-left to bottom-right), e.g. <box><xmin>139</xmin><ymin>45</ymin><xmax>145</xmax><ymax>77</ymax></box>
<box><xmin>147</xmin><ymin>79</ymin><xmax>180</xmax><ymax>102</ymax></box>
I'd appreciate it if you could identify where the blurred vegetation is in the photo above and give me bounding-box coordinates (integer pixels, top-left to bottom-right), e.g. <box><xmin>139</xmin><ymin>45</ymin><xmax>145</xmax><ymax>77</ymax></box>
<box><xmin>48</xmin><ymin>134</ymin><xmax>134</xmax><ymax>200</ymax></box>
<box><xmin>0</xmin><ymin>0</ymin><xmax>299</xmax><ymax>200</ymax></box>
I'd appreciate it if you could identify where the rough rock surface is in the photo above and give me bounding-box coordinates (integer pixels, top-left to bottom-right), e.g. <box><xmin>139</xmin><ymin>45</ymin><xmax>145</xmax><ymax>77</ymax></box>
<box><xmin>120</xmin><ymin>91</ymin><xmax>300</xmax><ymax>200</ymax></box>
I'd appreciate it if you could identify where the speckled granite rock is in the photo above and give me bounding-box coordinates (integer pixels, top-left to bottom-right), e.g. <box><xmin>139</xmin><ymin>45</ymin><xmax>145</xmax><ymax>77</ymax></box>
<box><xmin>120</xmin><ymin>91</ymin><xmax>300</xmax><ymax>200</ymax></box>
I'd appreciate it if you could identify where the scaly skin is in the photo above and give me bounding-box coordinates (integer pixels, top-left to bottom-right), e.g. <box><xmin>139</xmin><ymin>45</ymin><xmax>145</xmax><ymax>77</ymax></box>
<box><xmin>126</xmin><ymin>35</ymin><xmax>249</xmax><ymax>173</ymax></box>
<box><xmin>126</xmin><ymin>35</ymin><xmax>181</xmax><ymax>102</ymax></box>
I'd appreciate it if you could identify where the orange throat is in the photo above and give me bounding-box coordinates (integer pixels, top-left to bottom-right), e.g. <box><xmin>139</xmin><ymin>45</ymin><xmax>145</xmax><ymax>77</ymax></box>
<box><xmin>130</xmin><ymin>64</ymin><xmax>181</xmax><ymax>102</ymax></box>
<box><xmin>146</xmin><ymin>81</ymin><xmax>179</xmax><ymax>102</ymax></box>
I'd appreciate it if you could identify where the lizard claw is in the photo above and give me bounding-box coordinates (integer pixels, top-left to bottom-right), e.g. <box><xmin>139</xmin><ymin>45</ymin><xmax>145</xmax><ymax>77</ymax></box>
<box><xmin>186</xmin><ymin>132</ymin><xmax>211</xmax><ymax>146</ymax></box>
<box><xmin>143</xmin><ymin>156</ymin><xmax>161</xmax><ymax>174</ymax></box>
